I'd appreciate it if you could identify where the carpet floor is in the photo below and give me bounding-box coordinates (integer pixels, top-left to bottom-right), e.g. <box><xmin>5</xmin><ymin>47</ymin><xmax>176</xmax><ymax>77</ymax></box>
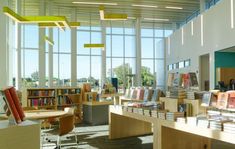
<box><xmin>42</xmin><ymin>124</ymin><xmax>153</xmax><ymax>149</ymax></box>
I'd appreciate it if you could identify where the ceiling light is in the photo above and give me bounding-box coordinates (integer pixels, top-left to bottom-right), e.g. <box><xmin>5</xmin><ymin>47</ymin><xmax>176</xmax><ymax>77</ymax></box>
<box><xmin>132</xmin><ymin>4</ymin><xmax>158</xmax><ymax>8</ymax></box>
<box><xmin>84</xmin><ymin>44</ymin><xmax>105</xmax><ymax>50</ymax></box>
<box><xmin>99</xmin><ymin>6</ymin><xmax>127</xmax><ymax>21</ymax></box>
<box><xmin>127</xmin><ymin>17</ymin><xmax>136</xmax><ymax>19</ymax></box>
<box><xmin>165</xmin><ymin>6</ymin><xmax>183</xmax><ymax>10</ymax></box>
<box><xmin>144</xmin><ymin>18</ymin><xmax>169</xmax><ymax>21</ymax></box>
<box><xmin>72</xmin><ymin>1</ymin><xmax>117</xmax><ymax>6</ymax></box>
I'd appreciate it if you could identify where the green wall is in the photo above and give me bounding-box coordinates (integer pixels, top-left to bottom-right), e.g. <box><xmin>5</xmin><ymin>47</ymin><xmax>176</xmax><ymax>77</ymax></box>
<box><xmin>214</xmin><ymin>51</ymin><xmax>235</xmax><ymax>86</ymax></box>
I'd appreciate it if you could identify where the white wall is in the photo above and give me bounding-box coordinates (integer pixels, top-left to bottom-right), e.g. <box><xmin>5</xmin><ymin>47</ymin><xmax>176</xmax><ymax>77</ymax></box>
<box><xmin>166</xmin><ymin>0</ymin><xmax>235</xmax><ymax>89</ymax></box>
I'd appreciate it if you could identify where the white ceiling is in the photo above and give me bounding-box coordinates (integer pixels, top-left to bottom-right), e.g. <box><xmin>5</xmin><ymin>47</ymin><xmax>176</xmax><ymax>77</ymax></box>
<box><xmin>17</xmin><ymin>0</ymin><xmax>202</xmax><ymax>24</ymax></box>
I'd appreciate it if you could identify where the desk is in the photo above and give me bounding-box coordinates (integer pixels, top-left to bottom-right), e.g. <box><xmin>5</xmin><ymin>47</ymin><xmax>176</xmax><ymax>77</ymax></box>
<box><xmin>0</xmin><ymin>120</ymin><xmax>40</xmax><ymax>149</ymax></box>
<box><xmin>109</xmin><ymin>105</ymin><xmax>235</xmax><ymax>149</ymax></box>
<box><xmin>83</xmin><ymin>101</ymin><xmax>113</xmax><ymax>125</ymax></box>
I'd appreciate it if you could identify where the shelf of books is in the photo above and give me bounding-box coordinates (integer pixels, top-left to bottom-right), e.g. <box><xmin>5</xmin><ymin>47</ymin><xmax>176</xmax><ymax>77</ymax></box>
<box><xmin>56</xmin><ymin>87</ymin><xmax>82</xmax><ymax>123</ymax></box>
<box><xmin>27</xmin><ymin>88</ymin><xmax>56</xmax><ymax>109</ymax></box>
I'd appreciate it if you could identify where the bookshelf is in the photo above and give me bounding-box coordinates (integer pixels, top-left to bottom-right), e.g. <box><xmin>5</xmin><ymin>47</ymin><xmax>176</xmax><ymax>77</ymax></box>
<box><xmin>26</xmin><ymin>87</ymin><xmax>82</xmax><ymax>123</ymax></box>
<box><xmin>56</xmin><ymin>87</ymin><xmax>82</xmax><ymax>123</ymax></box>
<box><xmin>27</xmin><ymin>88</ymin><xmax>56</xmax><ymax>109</ymax></box>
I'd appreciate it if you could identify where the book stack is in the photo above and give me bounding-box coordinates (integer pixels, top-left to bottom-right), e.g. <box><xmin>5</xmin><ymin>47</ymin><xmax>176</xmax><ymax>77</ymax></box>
<box><xmin>123</xmin><ymin>106</ymin><xmax>128</xmax><ymax>112</ymax></box>
<box><xmin>177</xmin><ymin>117</ymin><xmax>186</xmax><ymax>124</ymax></box>
<box><xmin>166</xmin><ymin>112</ymin><xmax>185</xmax><ymax>121</ymax></box>
<box><xmin>197</xmin><ymin>118</ymin><xmax>209</xmax><ymax>128</ymax></box>
<box><xmin>186</xmin><ymin>91</ymin><xmax>195</xmax><ymax>100</ymax></box>
<box><xmin>138</xmin><ymin>108</ymin><xmax>144</xmax><ymax>115</ymax></box>
<box><xmin>151</xmin><ymin>110</ymin><xmax>158</xmax><ymax>118</ymax></box>
<box><xmin>158</xmin><ymin>111</ymin><xmax>167</xmax><ymax>120</ymax></box>
<box><xmin>167</xmin><ymin>88</ymin><xmax>186</xmax><ymax>100</ymax></box>
<box><xmin>223</xmin><ymin>122</ymin><xmax>235</xmax><ymax>134</ymax></box>
<box><xmin>127</xmin><ymin>107</ymin><xmax>133</xmax><ymax>113</ymax></box>
<box><xmin>133</xmin><ymin>107</ymin><xmax>139</xmax><ymax>114</ymax></box>
<box><xmin>209</xmin><ymin>119</ymin><xmax>232</xmax><ymax>131</ymax></box>
<box><xmin>143</xmin><ymin>108</ymin><xmax>151</xmax><ymax>116</ymax></box>
<box><xmin>187</xmin><ymin>117</ymin><xmax>198</xmax><ymax>126</ymax></box>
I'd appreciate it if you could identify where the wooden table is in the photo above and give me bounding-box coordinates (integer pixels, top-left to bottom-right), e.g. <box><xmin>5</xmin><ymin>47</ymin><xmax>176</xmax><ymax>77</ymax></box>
<box><xmin>24</xmin><ymin>110</ymin><xmax>70</xmax><ymax>120</ymax></box>
<box><xmin>109</xmin><ymin>105</ymin><xmax>235</xmax><ymax>149</ymax></box>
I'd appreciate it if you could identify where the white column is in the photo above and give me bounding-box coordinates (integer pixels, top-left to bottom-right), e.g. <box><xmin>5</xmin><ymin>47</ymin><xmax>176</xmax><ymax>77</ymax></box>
<box><xmin>200</xmin><ymin>0</ymin><xmax>206</xmax><ymax>13</ymax></box>
<box><xmin>71</xmin><ymin>8</ymin><xmax>77</xmax><ymax>86</ymax></box>
<box><xmin>38</xmin><ymin>0</ymin><xmax>46</xmax><ymax>87</ymax></box>
<box><xmin>0</xmin><ymin>0</ymin><xmax>9</xmax><ymax>88</ymax></box>
<box><xmin>209</xmin><ymin>52</ymin><xmax>215</xmax><ymax>90</ymax></box>
<box><xmin>48</xmin><ymin>1</ymin><xmax>53</xmax><ymax>87</ymax></box>
<box><xmin>135</xmin><ymin>18</ymin><xmax>142</xmax><ymax>86</ymax></box>
<box><xmin>101</xmin><ymin>21</ymin><xmax>106</xmax><ymax>87</ymax></box>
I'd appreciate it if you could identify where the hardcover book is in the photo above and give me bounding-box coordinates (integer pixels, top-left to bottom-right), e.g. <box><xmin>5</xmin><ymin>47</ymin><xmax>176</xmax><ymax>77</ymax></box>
<box><xmin>3</xmin><ymin>89</ymin><xmax>22</xmax><ymax>124</ymax></box>
<box><xmin>201</xmin><ymin>92</ymin><xmax>212</xmax><ymax>107</ymax></box>
<box><xmin>217</xmin><ymin>92</ymin><xmax>229</xmax><ymax>109</ymax></box>
<box><xmin>227</xmin><ymin>91</ymin><xmax>235</xmax><ymax>109</ymax></box>
<box><xmin>189</xmin><ymin>72</ymin><xmax>198</xmax><ymax>87</ymax></box>
<box><xmin>136</xmin><ymin>88</ymin><xmax>144</xmax><ymax>100</ymax></box>
<box><xmin>167</xmin><ymin>73</ymin><xmax>174</xmax><ymax>87</ymax></box>
<box><xmin>151</xmin><ymin>89</ymin><xmax>159</xmax><ymax>101</ymax></box>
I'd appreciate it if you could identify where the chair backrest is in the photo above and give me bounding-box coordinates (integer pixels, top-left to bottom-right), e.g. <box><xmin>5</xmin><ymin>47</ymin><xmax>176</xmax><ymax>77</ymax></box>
<box><xmin>59</xmin><ymin>115</ymin><xmax>75</xmax><ymax>136</ymax></box>
<box><xmin>64</xmin><ymin>107</ymin><xmax>75</xmax><ymax>115</ymax></box>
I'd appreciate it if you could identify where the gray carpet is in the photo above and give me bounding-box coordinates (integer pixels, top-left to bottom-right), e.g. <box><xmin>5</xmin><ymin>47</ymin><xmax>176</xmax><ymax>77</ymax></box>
<box><xmin>42</xmin><ymin>124</ymin><xmax>153</xmax><ymax>149</ymax></box>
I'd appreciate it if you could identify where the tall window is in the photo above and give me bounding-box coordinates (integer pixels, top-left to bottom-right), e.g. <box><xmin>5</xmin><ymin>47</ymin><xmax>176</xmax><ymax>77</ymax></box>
<box><xmin>21</xmin><ymin>25</ymin><xmax>39</xmax><ymax>87</ymax></box>
<box><xmin>52</xmin><ymin>28</ymin><xmax>71</xmax><ymax>86</ymax></box>
<box><xmin>141</xmin><ymin>23</ymin><xmax>172</xmax><ymax>89</ymax></box>
<box><xmin>106</xmin><ymin>21</ymin><xmax>136</xmax><ymax>89</ymax></box>
<box><xmin>77</xmin><ymin>15</ymin><xmax>102</xmax><ymax>87</ymax></box>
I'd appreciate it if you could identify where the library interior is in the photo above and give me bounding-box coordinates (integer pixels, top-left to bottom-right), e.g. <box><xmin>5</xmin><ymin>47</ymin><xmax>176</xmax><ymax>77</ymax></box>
<box><xmin>1</xmin><ymin>0</ymin><xmax>235</xmax><ymax>149</ymax></box>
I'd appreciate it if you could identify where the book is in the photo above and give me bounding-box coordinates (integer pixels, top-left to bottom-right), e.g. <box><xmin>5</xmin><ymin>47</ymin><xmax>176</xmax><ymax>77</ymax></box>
<box><xmin>189</xmin><ymin>72</ymin><xmax>198</xmax><ymax>87</ymax></box>
<box><xmin>136</xmin><ymin>88</ymin><xmax>144</xmax><ymax>100</ymax></box>
<box><xmin>151</xmin><ymin>89</ymin><xmax>159</xmax><ymax>101</ymax></box>
<box><xmin>217</xmin><ymin>92</ymin><xmax>228</xmax><ymax>109</ymax></box>
<box><xmin>9</xmin><ymin>87</ymin><xmax>25</xmax><ymax>121</ymax></box>
<box><xmin>3</xmin><ymin>89</ymin><xmax>22</xmax><ymax>124</ymax></box>
<box><xmin>201</xmin><ymin>92</ymin><xmax>212</xmax><ymax>107</ymax></box>
<box><xmin>227</xmin><ymin>91</ymin><xmax>235</xmax><ymax>109</ymax></box>
<box><xmin>182</xmin><ymin>73</ymin><xmax>190</xmax><ymax>88</ymax></box>
<box><xmin>172</xmin><ymin>73</ymin><xmax>180</xmax><ymax>87</ymax></box>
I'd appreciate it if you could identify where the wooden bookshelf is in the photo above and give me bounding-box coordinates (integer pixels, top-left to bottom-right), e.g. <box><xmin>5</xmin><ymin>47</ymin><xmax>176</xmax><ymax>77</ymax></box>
<box><xmin>26</xmin><ymin>87</ymin><xmax>82</xmax><ymax>123</ymax></box>
<box><xmin>27</xmin><ymin>88</ymin><xmax>56</xmax><ymax>109</ymax></box>
<box><xmin>56</xmin><ymin>87</ymin><xmax>82</xmax><ymax>123</ymax></box>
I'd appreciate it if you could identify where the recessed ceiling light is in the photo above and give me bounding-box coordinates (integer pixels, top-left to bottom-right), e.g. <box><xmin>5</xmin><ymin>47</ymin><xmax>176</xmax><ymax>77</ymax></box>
<box><xmin>165</xmin><ymin>6</ymin><xmax>183</xmax><ymax>10</ymax></box>
<box><xmin>72</xmin><ymin>1</ymin><xmax>118</xmax><ymax>6</ymax></box>
<box><xmin>132</xmin><ymin>4</ymin><xmax>158</xmax><ymax>8</ymax></box>
<box><xmin>144</xmin><ymin>18</ymin><xmax>169</xmax><ymax>21</ymax></box>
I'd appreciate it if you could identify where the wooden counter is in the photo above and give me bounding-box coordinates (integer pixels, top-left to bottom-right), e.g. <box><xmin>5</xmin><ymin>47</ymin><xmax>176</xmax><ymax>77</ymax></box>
<box><xmin>109</xmin><ymin>105</ymin><xmax>235</xmax><ymax>149</ymax></box>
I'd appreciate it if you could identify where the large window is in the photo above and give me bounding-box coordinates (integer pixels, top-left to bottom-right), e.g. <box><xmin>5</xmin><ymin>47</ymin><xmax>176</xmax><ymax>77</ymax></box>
<box><xmin>21</xmin><ymin>25</ymin><xmax>39</xmax><ymax>87</ymax></box>
<box><xmin>141</xmin><ymin>23</ymin><xmax>172</xmax><ymax>89</ymax></box>
<box><xmin>106</xmin><ymin>21</ymin><xmax>136</xmax><ymax>89</ymax></box>
<box><xmin>53</xmin><ymin>29</ymin><xmax>71</xmax><ymax>86</ymax></box>
<box><xmin>77</xmin><ymin>18</ymin><xmax>102</xmax><ymax>87</ymax></box>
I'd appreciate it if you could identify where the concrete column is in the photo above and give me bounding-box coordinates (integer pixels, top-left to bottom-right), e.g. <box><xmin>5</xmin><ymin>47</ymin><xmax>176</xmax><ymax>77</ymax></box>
<box><xmin>200</xmin><ymin>0</ymin><xmax>206</xmax><ymax>13</ymax></box>
<box><xmin>0</xmin><ymin>0</ymin><xmax>9</xmax><ymax>88</ymax></box>
<box><xmin>48</xmin><ymin>1</ymin><xmax>53</xmax><ymax>87</ymax></box>
<box><xmin>71</xmin><ymin>8</ymin><xmax>77</xmax><ymax>87</ymax></box>
<box><xmin>209</xmin><ymin>52</ymin><xmax>215</xmax><ymax>90</ymax></box>
<box><xmin>38</xmin><ymin>0</ymin><xmax>46</xmax><ymax>87</ymax></box>
<box><xmin>101</xmin><ymin>21</ymin><xmax>106</xmax><ymax>87</ymax></box>
<box><xmin>135</xmin><ymin>18</ymin><xmax>142</xmax><ymax>86</ymax></box>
